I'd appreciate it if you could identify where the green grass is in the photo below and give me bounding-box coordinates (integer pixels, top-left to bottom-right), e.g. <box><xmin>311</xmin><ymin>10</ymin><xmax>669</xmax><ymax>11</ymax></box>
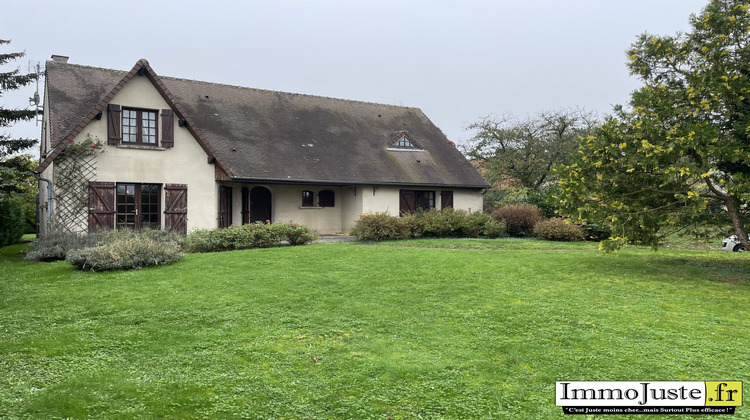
<box><xmin>1</xmin><ymin>239</ymin><xmax>749</xmax><ymax>419</ymax></box>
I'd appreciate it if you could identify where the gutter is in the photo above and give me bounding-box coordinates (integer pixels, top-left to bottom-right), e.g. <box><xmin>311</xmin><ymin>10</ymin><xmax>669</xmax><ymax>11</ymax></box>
<box><xmin>32</xmin><ymin>171</ymin><xmax>54</xmax><ymax>236</ymax></box>
<box><xmin>228</xmin><ymin>176</ymin><xmax>490</xmax><ymax>189</ymax></box>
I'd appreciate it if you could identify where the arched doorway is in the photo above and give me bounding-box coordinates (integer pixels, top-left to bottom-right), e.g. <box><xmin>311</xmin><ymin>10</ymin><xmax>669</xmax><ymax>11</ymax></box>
<box><xmin>249</xmin><ymin>186</ymin><xmax>272</xmax><ymax>223</ymax></box>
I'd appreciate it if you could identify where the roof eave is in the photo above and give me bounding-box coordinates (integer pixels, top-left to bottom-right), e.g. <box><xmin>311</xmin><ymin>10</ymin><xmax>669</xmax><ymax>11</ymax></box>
<box><xmin>227</xmin><ymin>176</ymin><xmax>489</xmax><ymax>189</ymax></box>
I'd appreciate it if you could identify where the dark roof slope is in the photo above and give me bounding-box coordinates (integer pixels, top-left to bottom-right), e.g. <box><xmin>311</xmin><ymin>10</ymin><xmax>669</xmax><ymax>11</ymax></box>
<box><xmin>43</xmin><ymin>60</ymin><xmax>488</xmax><ymax>188</ymax></box>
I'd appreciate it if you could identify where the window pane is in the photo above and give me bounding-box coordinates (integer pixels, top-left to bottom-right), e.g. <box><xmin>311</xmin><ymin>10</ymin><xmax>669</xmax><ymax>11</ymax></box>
<box><xmin>302</xmin><ymin>191</ymin><xmax>314</xmax><ymax>207</ymax></box>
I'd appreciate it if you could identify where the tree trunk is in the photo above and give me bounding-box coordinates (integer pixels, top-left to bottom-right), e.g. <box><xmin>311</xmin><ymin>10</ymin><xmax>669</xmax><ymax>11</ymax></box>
<box><xmin>725</xmin><ymin>197</ymin><xmax>750</xmax><ymax>251</ymax></box>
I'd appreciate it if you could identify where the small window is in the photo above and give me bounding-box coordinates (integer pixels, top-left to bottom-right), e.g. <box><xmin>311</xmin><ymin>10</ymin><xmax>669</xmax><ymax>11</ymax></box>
<box><xmin>388</xmin><ymin>131</ymin><xmax>421</xmax><ymax>150</ymax></box>
<box><xmin>302</xmin><ymin>190</ymin><xmax>314</xmax><ymax>207</ymax></box>
<box><xmin>318</xmin><ymin>190</ymin><xmax>335</xmax><ymax>207</ymax></box>
<box><xmin>122</xmin><ymin>108</ymin><xmax>158</xmax><ymax>145</ymax></box>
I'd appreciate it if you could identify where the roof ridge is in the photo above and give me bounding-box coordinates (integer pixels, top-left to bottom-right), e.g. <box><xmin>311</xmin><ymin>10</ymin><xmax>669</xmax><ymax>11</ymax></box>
<box><xmin>45</xmin><ymin>60</ymin><xmax>130</xmax><ymax>75</ymax></box>
<box><xmin>159</xmin><ymin>74</ymin><xmax>420</xmax><ymax>110</ymax></box>
<box><xmin>47</xmin><ymin>60</ymin><xmax>418</xmax><ymax>111</ymax></box>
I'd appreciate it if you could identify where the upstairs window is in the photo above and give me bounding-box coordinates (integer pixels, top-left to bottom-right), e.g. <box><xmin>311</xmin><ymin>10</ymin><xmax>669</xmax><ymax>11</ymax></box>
<box><xmin>387</xmin><ymin>131</ymin><xmax>422</xmax><ymax>150</ymax></box>
<box><xmin>122</xmin><ymin>108</ymin><xmax>158</xmax><ymax>144</ymax></box>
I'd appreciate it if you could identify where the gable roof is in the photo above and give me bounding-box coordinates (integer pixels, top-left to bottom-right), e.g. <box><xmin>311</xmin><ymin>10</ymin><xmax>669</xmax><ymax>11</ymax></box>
<box><xmin>41</xmin><ymin>59</ymin><xmax>489</xmax><ymax>188</ymax></box>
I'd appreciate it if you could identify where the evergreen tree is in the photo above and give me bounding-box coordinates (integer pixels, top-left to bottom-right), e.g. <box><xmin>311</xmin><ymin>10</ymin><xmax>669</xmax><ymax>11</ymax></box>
<box><xmin>0</xmin><ymin>39</ymin><xmax>38</xmax><ymax>198</ymax></box>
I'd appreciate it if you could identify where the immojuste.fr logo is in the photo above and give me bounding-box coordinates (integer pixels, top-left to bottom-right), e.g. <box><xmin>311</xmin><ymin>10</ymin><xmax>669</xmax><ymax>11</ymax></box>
<box><xmin>555</xmin><ymin>381</ymin><xmax>742</xmax><ymax>415</ymax></box>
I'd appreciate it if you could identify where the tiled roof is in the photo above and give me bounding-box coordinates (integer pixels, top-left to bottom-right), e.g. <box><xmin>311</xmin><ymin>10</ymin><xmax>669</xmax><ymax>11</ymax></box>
<box><xmin>41</xmin><ymin>59</ymin><xmax>489</xmax><ymax>188</ymax></box>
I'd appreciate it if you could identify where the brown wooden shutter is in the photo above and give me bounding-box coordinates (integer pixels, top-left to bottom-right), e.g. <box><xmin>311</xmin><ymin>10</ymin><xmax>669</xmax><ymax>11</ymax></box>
<box><xmin>399</xmin><ymin>190</ymin><xmax>415</xmax><ymax>215</ymax></box>
<box><xmin>219</xmin><ymin>186</ymin><xmax>233</xmax><ymax>228</ymax></box>
<box><xmin>107</xmin><ymin>104</ymin><xmax>121</xmax><ymax>145</ymax></box>
<box><xmin>88</xmin><ymin>182</ymin><xmax>116</xmax><ymax>231</ymax></box>
<box><xmin>161</xmin><ymin>109</ymin><xmax>174</xmax><ymax>148</ymax></box>
<box><xmin>441</xmin><ymin>191</ymin><xmax>454</xmax><ymax>209</ymax></box>
<box><xmin>164</xmin><ymin>184</ymin><xmax>188</xmax><ymax>234</ymax></box>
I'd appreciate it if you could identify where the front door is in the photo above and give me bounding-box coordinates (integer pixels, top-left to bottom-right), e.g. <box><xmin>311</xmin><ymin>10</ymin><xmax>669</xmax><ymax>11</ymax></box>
<box><xmin>250</xmin><ymin>186</ymin><xmax>272</xmax><ymax>223</ymax></box>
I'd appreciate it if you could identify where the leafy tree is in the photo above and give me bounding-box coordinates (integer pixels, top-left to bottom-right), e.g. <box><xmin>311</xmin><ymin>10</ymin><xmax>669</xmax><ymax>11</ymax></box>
<box><xmin>1</xmin><ymin>154</ymin><xmax>37</xmax><ymax>231</ymax></box>
<box><xmin>557</xmin><ymin>0</ymin><xmax>750</xmax><ymax>251</ymax></box>
<box><xmin>465</xmin><ymin>109</ymin><xmax>598</xmax><ymax>191</ymax></box>
<box><xmin>0</xmin><ymin>39</ymin><xmax>38</xmax><ymax>240</ymax></box>
<box><xmin>0</xmin><ymin>39</ymin><xmax>38</xmax><ymax>195</ymax></box>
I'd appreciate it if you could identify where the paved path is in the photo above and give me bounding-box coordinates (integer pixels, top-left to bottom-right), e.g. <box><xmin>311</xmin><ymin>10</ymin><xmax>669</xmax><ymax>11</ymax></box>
<box><xmin>314</xmin><ymin>235</ymin><xmax>358</xmax><ymax>244</ymax></box>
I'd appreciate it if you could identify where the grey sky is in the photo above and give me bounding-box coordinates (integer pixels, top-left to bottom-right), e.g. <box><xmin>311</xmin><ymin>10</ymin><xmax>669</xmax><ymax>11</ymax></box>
<box><xmin>3</xmin><ymin>0</ymin><xmax>708</xmax><ymax>150</ymax></box>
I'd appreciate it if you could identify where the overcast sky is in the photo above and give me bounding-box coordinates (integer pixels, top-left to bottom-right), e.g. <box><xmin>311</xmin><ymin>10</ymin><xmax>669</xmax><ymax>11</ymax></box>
<box><xmin>3</xmin><ymin>0</ymin><xmax>709</xmax><ymax>152</ymax></box>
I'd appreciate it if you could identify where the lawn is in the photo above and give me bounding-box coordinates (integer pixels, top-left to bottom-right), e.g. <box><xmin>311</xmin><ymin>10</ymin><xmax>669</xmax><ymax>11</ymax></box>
<box><xmin>1</xmin><ymin>239</ymin><xmax>749</xmax><ymax>419</ymax></box>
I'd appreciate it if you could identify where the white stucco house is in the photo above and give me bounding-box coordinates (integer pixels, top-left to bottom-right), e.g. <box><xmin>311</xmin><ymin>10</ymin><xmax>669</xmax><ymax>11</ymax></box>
<box><xmin>35</xmin><ymin>56</ymin><xmax>488</xmax><ymax>235</ymax></box>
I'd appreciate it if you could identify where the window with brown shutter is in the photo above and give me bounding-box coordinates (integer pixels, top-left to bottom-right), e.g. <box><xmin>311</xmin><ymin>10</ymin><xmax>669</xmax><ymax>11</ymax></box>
<box><xmin>399</xmin><ymin>190</ymin><xmax>435</xmax><ymax>214</ymax></box>
<box><xmin>122</xmin><ymin>108</ymin><xmax>158</xmax><ymax>145</ymax></box>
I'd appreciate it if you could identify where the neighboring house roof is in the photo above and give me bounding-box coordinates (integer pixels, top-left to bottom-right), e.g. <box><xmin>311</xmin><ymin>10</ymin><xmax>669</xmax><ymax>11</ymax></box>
<box><xmin>40</xmin><ymin>59</ymin><xmax>489</xmax><ymax>188</ymax></box>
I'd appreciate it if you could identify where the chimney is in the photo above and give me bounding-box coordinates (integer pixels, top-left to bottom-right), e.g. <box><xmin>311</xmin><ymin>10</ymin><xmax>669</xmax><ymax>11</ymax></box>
<box><xmin>50</xmin><ymin>55</ymin><xmax>69</xmax><ymax>64</ymax></box>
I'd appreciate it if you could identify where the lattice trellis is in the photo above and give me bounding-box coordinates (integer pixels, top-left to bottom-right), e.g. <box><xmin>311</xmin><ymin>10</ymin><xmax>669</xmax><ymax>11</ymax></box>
<box><xmin>52</xmin><ymin>138</ymin><xmax>103</xmax><ymax>233</ymax></box>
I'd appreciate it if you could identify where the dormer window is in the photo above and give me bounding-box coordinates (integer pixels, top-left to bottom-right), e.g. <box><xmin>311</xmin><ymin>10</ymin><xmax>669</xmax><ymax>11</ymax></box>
<box><xmin>107</xmin><ymin>104</ymin><xmax>174</xmax><ymax>148</ymax></box>
<box><xmin>123</xmin><ymin>108</ymin><xmax>158</xmax><ymax>144</ymax></box>
<box><xmin>387</xmin><ymin>131</ymin><xmax>422</xmax><ymax>150</ymax></box>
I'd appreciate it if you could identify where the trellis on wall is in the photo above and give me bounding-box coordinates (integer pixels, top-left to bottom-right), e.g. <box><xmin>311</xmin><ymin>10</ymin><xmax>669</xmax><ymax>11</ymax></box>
<box><xmin>52</xmin><ymin>135</ymin><xmax>104</xmax><ymax>233</ymax></box>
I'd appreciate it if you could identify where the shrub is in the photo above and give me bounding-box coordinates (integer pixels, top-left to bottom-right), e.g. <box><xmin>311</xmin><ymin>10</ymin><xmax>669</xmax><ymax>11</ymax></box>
<box><xmin>66</xmin><ymin>229</ymin><xmax>184</xmax><ymax>271</ymax></box>
<box><xmin>414</xmin><ymin>209</ymin><xmax>462</xmax><ymax>237</ymax></box>
<box><xmin>493</xmin><ymin>203</ymin><xmax>543</xmax><ymax>237</ymax></box>
<box><xmin>350</xmin><ymin>213</ymin><xmax>411</xmax><ymax>241</ymax></box>
<box><xmin>286</xmin><ymin>223</ymin><xmax>318</xmax><ymax>245</ymax></box>
<box><xmin>181</xmin><ymin>222</ymin><xmax>316</xmax><ymax>252</ymax></box>
<box><xmin>481</xmin><ymin>218</ymin><xmax>507</xmax><ymax>238</ymax></box>
<box><xmin>533</xmin><ymin>218</ymin><xmax>585</xmax><ymax>241</ymax></box>
<box><xmin>0</xmin><ymin>199</ymin><xmax>25</xmax><ymax>247</ymax></box>
<box><xmin>25</xmin><ymin>231</ymin><xmax>102</xmax><ymax>262</ymax></box>
<box><xmin>409</xmin><ymin>209</ymin><xmax>493</xmax><ymax>238</ymax></box>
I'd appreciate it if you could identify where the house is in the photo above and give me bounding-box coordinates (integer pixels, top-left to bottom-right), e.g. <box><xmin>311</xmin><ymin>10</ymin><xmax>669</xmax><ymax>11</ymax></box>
<box><xmin>35</xmin><ymin>56</ymin><xmax>489</xmax><ymax>235</ymax></box>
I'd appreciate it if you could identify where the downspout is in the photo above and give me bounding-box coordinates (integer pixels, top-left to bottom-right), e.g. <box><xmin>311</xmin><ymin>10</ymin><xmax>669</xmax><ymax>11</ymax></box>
<box><xmin>33</xmin><ymin>171</ymin><xmax>54</xmax><ymax>236</ymax></box>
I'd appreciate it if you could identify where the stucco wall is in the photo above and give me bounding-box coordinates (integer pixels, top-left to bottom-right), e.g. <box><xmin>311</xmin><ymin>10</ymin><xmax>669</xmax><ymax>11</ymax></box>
<box><xmin>47</xmin><ymin>76</ymin><xmax>217</xmax><ymax>233</ymax></box>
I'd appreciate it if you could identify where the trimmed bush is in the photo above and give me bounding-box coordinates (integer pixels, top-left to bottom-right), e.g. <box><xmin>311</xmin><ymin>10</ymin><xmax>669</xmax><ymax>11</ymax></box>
<box><xmin>0</xmin><ymin>199</ymin><xmax>25</xmax><ymax>247</ymax></box>
<box><xmin>533</xmin><ymin>218</ymin><xmax>585</xmax><ymax>241</ymax></box>
<box><xmin>493</xmin><ymin>203</ymin><xmax>543</xmax><ymax>237</ymax></box>
<box><xmin>25</xmin><ymin>231</ymin><xmax>102</xmax><ymax>262</ymax></box>
<box><xmin>410</xmin><ymin>209</ymin><xmax>493</xmax><ymax>238</ymax></box>
<box><xmin>286</xmin><ymin>223</ymin><xmax>318</xmax><ymax>245</ymax></box>
<box><xmin>66</xmin><ymin>230</ymin><xmax>184</xmax><ymax>271</ymax></box>
<box><xmin>350</xmin><ymin>213</ymin><xmax>411</xmax><ymax>241</ymax></box>
<box><xmin>181</xmin><ymin>222</ymin><xmax>317</xmax><ymax>253</ymax></box>
<box><xmin>481</xmin><ymin>218</ymin><xmax>507</xmax><ymax>238</ymax></box>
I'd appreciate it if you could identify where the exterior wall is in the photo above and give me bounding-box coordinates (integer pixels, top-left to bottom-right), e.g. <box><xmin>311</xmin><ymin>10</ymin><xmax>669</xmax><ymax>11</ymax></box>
<box><xmin>340</xmin><ymin>186</ymin><xmax>363</xmax><ymax>233</ymax></box>
<box><xmin>47</xmin><ymin>76</ymin><xmax>216</xmax><ymax>233</ymax></box>
<box><xmin>360</xmin><ymin>186</ymin><xmax>484</xmax><ymax>216</ymax></box>
<box><xmin>361</xmin><ymin>186</ymin><xmax>401</xmax><ymax>216</ymax></box>
<box><xmin>451</xmin><ymin>188</ymin><xmax>484</xmax><ymax>213</ymax></box>
<box><xmin>221</xmin><ymin>183</ymin><xmax>349</xmax><ymax>234</ymax></box>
